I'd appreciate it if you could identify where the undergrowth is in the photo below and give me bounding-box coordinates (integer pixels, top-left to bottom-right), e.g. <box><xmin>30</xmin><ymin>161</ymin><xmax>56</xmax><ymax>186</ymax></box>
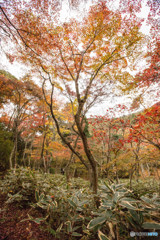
<box><xmin>0</xmin><ymin>167</ymin><xmax>160</xmax><ymax>240</ymax></box>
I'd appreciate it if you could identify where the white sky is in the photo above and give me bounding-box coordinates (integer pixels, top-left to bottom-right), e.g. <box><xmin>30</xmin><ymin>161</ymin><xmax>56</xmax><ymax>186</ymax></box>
<box><xmin>0</xmin><ymin>0</ymin><xmax>159</xmax><ymax>117</ymax></box>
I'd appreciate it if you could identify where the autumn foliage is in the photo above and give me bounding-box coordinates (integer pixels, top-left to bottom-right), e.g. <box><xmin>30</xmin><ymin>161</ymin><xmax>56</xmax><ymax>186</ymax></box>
<box><xmin>0</xmin><ymin>0</ymin><xmax>159</xmax><ymax>192</ymax></box>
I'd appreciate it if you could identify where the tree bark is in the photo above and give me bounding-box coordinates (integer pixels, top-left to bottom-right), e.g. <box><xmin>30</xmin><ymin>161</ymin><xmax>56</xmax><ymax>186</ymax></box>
<box><xmin>40</xmin><ymin>132</ymin><xmax>47</xmax><ymax>171</ymax></box>
<box><xmin>9</xmin><ymin>145</ymin><xmax>15</xmax><ymax>169</ymax></box>
<box><xmin>75</xmin><ymin>113</ymin><xmax>98</xmax><ymax>194</ymax></box>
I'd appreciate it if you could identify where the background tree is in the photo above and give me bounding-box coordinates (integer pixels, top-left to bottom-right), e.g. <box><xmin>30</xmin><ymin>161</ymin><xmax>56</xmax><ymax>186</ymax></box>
<box><xmin>0</xmin><ymin>122</ymin><xmax>13</xmax><ymax>171</ymax></box>
<box><xmin>89</xmin><ymin>105</ymin><xmax>130</xmax><ymax>181</ymax></box>
<box><xmin>130</xmin><ymin>102</ymin><xmax>160</xmax><ymax>151</ymax></box>
<box><xmin>0</xmin><ymin>70</ymin><xmax>43</xmax><ymax>169</ymax></box>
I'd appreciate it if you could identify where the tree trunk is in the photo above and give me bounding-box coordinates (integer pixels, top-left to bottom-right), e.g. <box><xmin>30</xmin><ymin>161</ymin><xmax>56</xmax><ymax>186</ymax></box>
<box><xmin>9</xmin><ymin>127</ymin><xmax>18</xmax><ymax>170</ymax></box>
<box><xmin>75</xmin><ymin>113</ymin><xmax>98</xmax><ymax>194</ymax></box>
<box><xmin>140</xmin><ymin>163</ymin><xmax>145</xmax><ymax>178</ymax></box>
<box><xmin>43</xmin><ymin>156</ymin><xmax>47</xmax><ymax>173</ymax></box>
<box><xmin>14</xmin><ymin>129</ymin><xmax>18</xmax><ymax>169</ymax></box>
<box><xmin>9</xmin><ymin>145</ymin><xmax>15</xmax><ymax>169</ymax></box>
<box><xmin>40</xmin><ymin>132</ymin><xmax>46</xmax><ymax>171</ymax></box>
<box><xmin>129</xmin><ymin>166</ymin><xmax>135</xmax><ymax>189</ymax></box>
<box><xmin>29</xmin><ymin>134</ymin><xmax>35</xmax><ymax>167</ymax></box>
<box><xmin>115</xmin><ymin>163</ymin><xmax>119</xmax><ymax>184</ymax></box>
<box><xmin>23</xmin><ymin>140</ymin><xmax>28</xmax><ymax>167</ymax></box>
<box><xmin>146</xmin><ymin>163</ymin><xmax>151</xmax><ymax>176</ymax></box>
<box><xmin>91</xmin><ymin>164</ymin><xmax>98</xmax><ymax>194</ymax></box>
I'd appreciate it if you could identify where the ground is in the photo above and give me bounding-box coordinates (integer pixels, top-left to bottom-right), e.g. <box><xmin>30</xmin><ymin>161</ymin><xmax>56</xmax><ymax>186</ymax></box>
<box><xmin>0</xmin><ymin>193</ymin><xmax>57</xmax><ymax>240</ymax></box>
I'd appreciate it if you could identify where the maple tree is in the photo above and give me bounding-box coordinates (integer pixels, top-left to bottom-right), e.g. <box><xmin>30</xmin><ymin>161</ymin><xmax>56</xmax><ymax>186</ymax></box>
<box><xmin>129</xmin><ymin>102</ymin><xmax>160</xmax><ymax>151</ymax></box>
<box><xmin>0</xmin><ymin>70</ymin><xmax>43</xmax><ymax>169</ymax></box>
<box><xmin>118</xmin><ymin>103</ymin><xmax>160</xmax><ymax>184</ymax></box>
<box><xmin>0</xmin><ymin>122</ymin><xmax>13</xmax><ymax>170</ymax></box>
<box><xmin>89</xmin><ymin>105</ymin><xmax>130</xmax><ymax>181</ymax></box>
<box><xmin>136</xmin><ymin>41</ymin><xmax>160</xmax><ymax>87</ymax></box>
<box><xmin>0</xmin><ymin>1</ymin><xmax>146</xmax><ymax>193</ymax></box>
<box><xmin>129</xmin><ymin>39</ymin><xmax>160</xmax><ymax>109</ymax></box>
<box><xmin>128</xmin><ymin>0</ymin><xmax>160</xmax><ymax>106</ymax></box>
<box><xmin>21</xmin><ymin>103</ymin><xmax>49</xmax><ymax>169</ymax></box>
<box><xmin>89</xmin><ymin>100</ymin><xmax>160</xmax><ymax>184</ymax></box>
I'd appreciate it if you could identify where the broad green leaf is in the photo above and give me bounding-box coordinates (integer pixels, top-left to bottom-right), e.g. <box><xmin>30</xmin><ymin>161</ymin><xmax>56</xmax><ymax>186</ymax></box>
<box><xmin>101</xmin><ymin>200</ymin><xmax>114</xmax><ymax>208</ymax></box>
<box><xmin>87</xmin><ymin>216</ymin><xmax>107</xmax><ymax>229</ymax></box>
<box><xmin>56</xmin><ymin>223</ymin><xmax>63</xmax><ymax>233</ymax></box>
<box><xmin>51</xmin><ymin>200</ymin><xmax>58</xmax><ymax>208</ymax></box>
<box><xmin>72</xmin><ymin>196</ymin><xmax>79</xmax><ymax>204</ymax></box>
<box><xmin>28</xmin><ymin>214</ymin><xmax>48</xmax><ymax>224</ymax></box>
<box><xmin>65</xmin><ymin>221</ymin><xmax>72</xmax><ymax>233</ymax></box>
<box><xmin>32</xmin><ymin>217</ymin><xmax>46</xmax><ymax>224</ymax></box>
<box><xmin>35</xmin><ymin>190</ymin><xmax>39</xmax><ymax>201</ymax></box>
<box><xmin>72</xmin><ymin>232</ymin><xmax>82</xmax><ymax>237</ymax></box>
<box><xmin>72</xmin><ymin>226</ymin><xmax>81</xmax><ymax>231</ymax></box>
<box><xmin>143</xmin><ymin>207</ymin><xmax>158</xmax><ymax>211</ymax></box>
<box><xmin>39</xmin><ymin>193</ymin><xmax>45</xmax><ymax>201</ymax></box>
<box><xmin>142</xmin><ymin>222</ymin><xmax>160</xmax><ymax>230</ymax></box>
<box><xmin>36</xmin><ymin>202</ymin><xmax>47</xmax><ymax>209</ymax></box>
<box><xmin>129</xmin><ymin>209</ymin><xmax>143</xmax><ymax>225</ymax></box>
<box><xmin>83</xmin><ymin>229</ymin><xmax>91</xmax><ymax>235</ymax></box>
<box><xmin>140</xmin><ymin>196</ymin><xmax>152</xmax><ymax>204</ymax></box>
<box><xmin>98</xmin><ymin>230</ymin><xmax>110</xmax><ymax>240</ymax></box>
<box><xmin>113</xmin><ymin>192</ymin><xmax>120</xmax><ymax>203</ymax></box>
<box><xmin>49</xmin><ymin>228</ymin><xmax>56</xmax><ymax>235</ymax></box>
<box><xmin>126</xmin><ymin>215</ymin><xmax>138</xmax><ymax>228</ymax></box>
<box><xmin>77</xmin><ymin>207</ymin><xmax>83</xmax><ymax>211</ymax></box>
<box><xmin>68</xmin><ymin>199</ymin><xmax>77</xmax><ymax>208</ymax></box>
<box><xmin>119</xmin><ymin>201</ymin><xmax>138</xmax><ymax>210</ymax></box>
<box><xmin>102</xmin><ymin>182</ymin><xmax>114</xmax><ymax>193</ymax></box>
<box><xmin>114</xmin><ymin>183</ymin><xmax>125</xmax><ymax>189</ymax></box>
<box><xmin>122</xmin><ymin>197</ymin><xmax>139</xmax><ymax>203</ymax></box>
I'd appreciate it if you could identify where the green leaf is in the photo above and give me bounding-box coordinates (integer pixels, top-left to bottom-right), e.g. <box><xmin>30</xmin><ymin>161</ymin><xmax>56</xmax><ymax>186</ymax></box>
<box><xmin>72</xmin><ymin>196</ymin><xmax>79</xmax><ymax>204</ymax></box>
<box><xmin>48</xmin><ymin>227</ymin><xmax>56</xmax><ymax>236</ymax></box>
<box><xmin>20</xmin><ymin>218</ymin><xmax>30</xmax><ymax>223</ymax></box>
<box><xmin>72</xmin><ymin>232</ymin><xmax>82</xmax><ymax>236</ymax></box>
<box><xmin>140</xmin><ymin>196</ymin><xmax>152</xmax><ymax>204</ymax></box>
<box><xmin>126</xmin><ymin>215</ymin><xmax>138</xmax><ymax>228</ymax></box>
<box><xmin>98</xmin><ymin>230</ymin><xmax>110</xmax><ymax>240</ymax></box>
<box><xmin>36</xmin><ymin>202</ymin><xmax>47</xmax><ymax>209</ymax></box>
<box><xmin>72</xmin><ymin>226</ymin><xmax>81</xmax><ymax>231</ymax></box>
<box><xmin>115</xmin><ymin>183</ymin><xmax>125</xmax><ymax>189</ymax></box>
<box><xmin>102</xmin><ymin>182</ymin><xmax>114</xmax><ymax>193</ymax></box>
<box><xmin>122</xmin><ymin>197</ymin><xmax>139</xmax><ymax>203</ymax></box>
<box><xmin>143</xmin><ymin>207</ymin><xmax>158</xmax><ymax>211</ymax></box>
<box><xmin>83</xmin><ymin>229</ymin><xmax>91</xmax><ymax>235</ymax></box>
<box><xmin>35</xmin><ymin>190</ymin><xmax>39</xmax><ymax>201</ymax></box>
<box><xmin>39</xmin><ymin>193</ymin><xmax>45</xmax><ymax>201</ymax></box>
<box><xmin>56</xmin><ymin>223</ymin><xmax>63</xmax><ymax>233</ymax></box>
<box><xmin>142</xmin><ymin>222</ymin><xmax>160</xmax><ymax>230</ymax></box>
<box><xmin>87</xmin><ymin>216</ymin><xmax>107</xmax><ymax>229</ymax></box>
<box><xmin>119</xmin><ymin>201</ymin><xmax>138</xmax><ymax>210</ymax></box>
<box><xmin>32</xmin><ymin>217</ymin><xmax>46</xmax><ymax>224</ymax></box>
<box><xmin>65</xmin><ymin>221</ymin><xmax>72</xmax><ymax>233</ymax></box>
<box><xmin>68</xmin><ymin>199</ymin><xmax>77</xmax><ymax>208</ymax></box>
<box><xmin>129</xmin><ymin>209</ymin><xmax>143</xmax><ymax>225</ymax></box>
<box><xmin>28</xmin><ymin>214</ymin><xmax>48</xmax><ymax>224</ymax></box>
